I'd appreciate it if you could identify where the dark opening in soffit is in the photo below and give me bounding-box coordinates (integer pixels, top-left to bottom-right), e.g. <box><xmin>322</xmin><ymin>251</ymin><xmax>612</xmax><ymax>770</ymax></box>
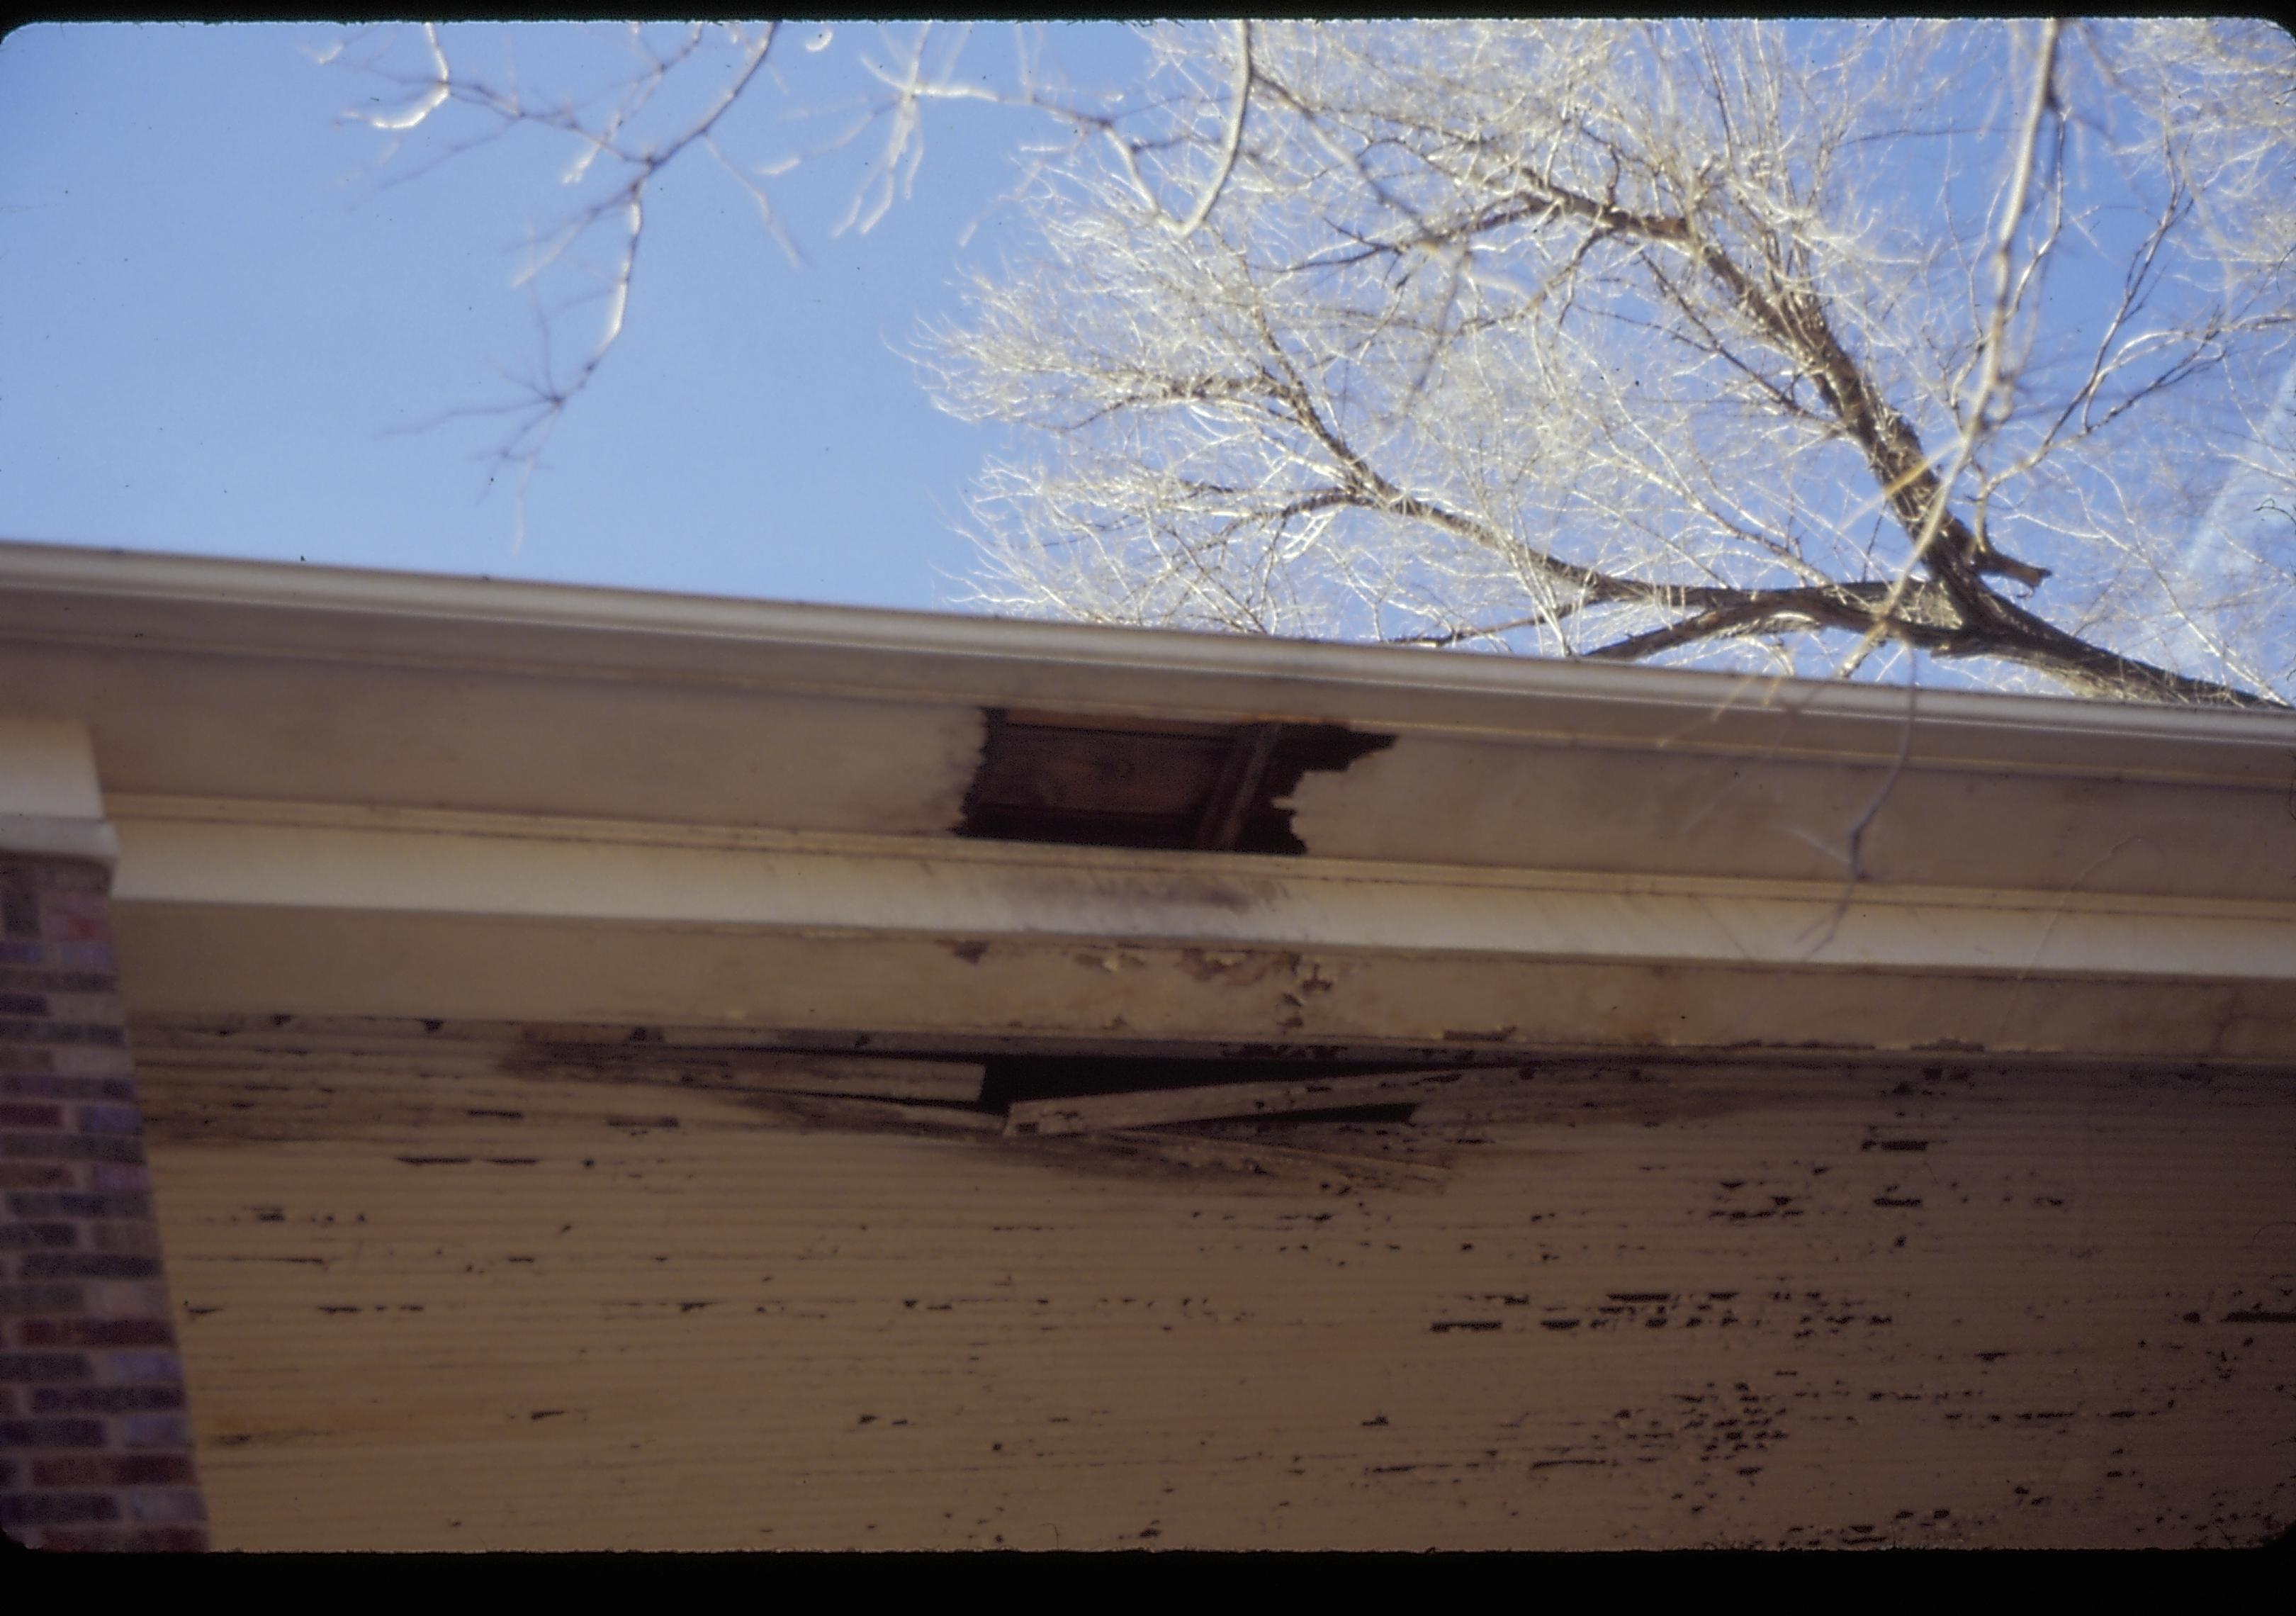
<box><xmin>955</xmin><ymin>708</ymin><xmax>1394</xmax><ymax>855</ymax></box>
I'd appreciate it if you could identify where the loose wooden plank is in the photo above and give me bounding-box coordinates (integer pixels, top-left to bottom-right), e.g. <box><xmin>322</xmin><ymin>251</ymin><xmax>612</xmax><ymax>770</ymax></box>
<box><xmin>506</xmin><ymin>1047</ymin><xmax>986</xmax><ymax>1104</ymax></box>
<box><xmin>133</xmin><ymin>1021</ymin><xmax>984</xmax><ymax>1104</ymax></box>
<box><xmin>1092</xmin><ymin>1128</ymin><xmax>1450</xmax><ymax>1192</ymax></box>
<box><xmin>1167</xmin><ymin>1114</ymin><xmax>1461</xmax><ymax>1166</ymax></box>
<box><xmin>136</xmin><ymin>1015</ymin><xmax>519</xmax><ymax>1046</ymax></box>
<box><xmin>1006</xmin><ymin>1067</ymin><xmax>1532</xmax><ymax>1137</ymax></box>
<box><xmin>732</xmin><ymin>1089</ymin><xmax>1005</xmax><ymax>1137</ymax></box>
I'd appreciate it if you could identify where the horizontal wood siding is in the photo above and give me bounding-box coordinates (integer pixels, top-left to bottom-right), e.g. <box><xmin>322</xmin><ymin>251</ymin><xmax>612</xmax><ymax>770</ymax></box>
<box><xmin>134</xmin><ymin>1049</ymin><xmax>2295</xmax><ymax>1549</ymax></box>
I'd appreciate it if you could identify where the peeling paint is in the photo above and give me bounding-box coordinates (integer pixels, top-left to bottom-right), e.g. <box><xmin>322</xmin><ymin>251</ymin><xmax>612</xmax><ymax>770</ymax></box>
<box><xmin>128</xmin><ymin>1033</ymin><xmax>2296</xmax><ymax>1551</ymax></box>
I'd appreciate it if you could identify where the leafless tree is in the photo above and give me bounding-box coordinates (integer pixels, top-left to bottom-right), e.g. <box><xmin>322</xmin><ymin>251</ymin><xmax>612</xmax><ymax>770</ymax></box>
<box><xmin>327</xmin><ymin>21</ymin><xmax>1158</xmax><ymax>543</ymax></box>
<box><xmin>923</xmin><ymin>19</ymin><xmax>2296</xmax><ymax>706</ymax></box>
<box><xmin>339</xmin><ymin>21</ymin><xmax>2295</xmax><ymax>706</ymax></box>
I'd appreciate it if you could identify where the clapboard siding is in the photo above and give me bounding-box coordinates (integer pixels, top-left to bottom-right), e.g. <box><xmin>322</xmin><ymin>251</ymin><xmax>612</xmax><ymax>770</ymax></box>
<box><xmin>133</xmin><ymin>1050</ymin><xmax>2295</xmax><ymax>1549</ymax></box>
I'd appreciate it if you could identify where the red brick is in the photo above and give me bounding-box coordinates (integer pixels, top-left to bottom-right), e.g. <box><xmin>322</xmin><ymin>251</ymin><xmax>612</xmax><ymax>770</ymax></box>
<box><xmin>46</xmin><ymin>993</ymin><xmax>123</xmax><ymax>1028</ymax></box>
<box><xmin>124</xmin><ymin>1488</ymin><xmax>208</xmax><ymax>1524</ymax></box>
<box><xmin>0</xmin><ymin>966</ymin><xmax>113</xmax><ymax>992</ymax></box>
<box><xmin>25</xmin><ymin>1452</ymin><xmax>101</xmax><ymax>1485</ymax></box>
<box><xmin>0</xmin><ymin>1491</ymin><xmax>120</xmax><ymax>1527</ymax></box>
<box><xmin>0</xmin><ymin>1222</ymin><xmax>78</xmax><ymax>1250</ymax></box>
<box><xmin>0</xmin><ymin>1283</ymin><xmax>84</xmax><ymax>1314</ymax></box>
<box><xmin>0</xmin><ymin>876</ymin><xmax>33</xmax><ymax>941</ymax></box>
<box><xmin>14</xmin><ymin>1528</ymin><xmax>100</xmax><ymax>1561</ymax></box>
<box><xmin>31</xmin><ymin>1384</ymin><xmax>185</xmax><ymax>1413</ymax></box>
<box><xmin>117</xmin><ymin>1452</ymin><xmax>197</xmax><ymax>1486</ymax></box>
<box><xmin>0</xmin><ymin>1019</ymin><xmax>123</xmax><ymax>1046</ymax></box>
<box><xmin>0</xmin><ymin>858</ymin><xmax>206</xmax><ymax>1547</ymax></box>
<box><xmin>74</xmin><ymin>1104</ymin><xmax>143</xmax><ymax>1135</ymax></box>
<box><xmin>90</xmin><ymin>1223</ymin><xmax>161</xmax><ymax>1256</ymax></box>
<box><xmin>14</xmin><ymin>1318</ymin><xmax>175</xmax><ymax>1348</ymax></box>
<box><xmin>39</xmin><ymin>880</ymin><xmax>111</xmax><ymax>909</ymax></box>
<box><xmin>1</xmin><ymin>1132</ymin><xmax>145</xmax><ymax>1163</ymax></box>
<box><xmin>0</xmin><ymin>1019</ymin><xmax>125</xmax><ymax>1047</ymax></box>
<box><xmin>0</xmin><ymin>1416</ymin><xmax>106</xmax><ymax>1447</ymax></box>
<box><xmin>0</xmin><ymin>1351</ymin><xmax>91</xmax><ymax>1380</ymax></box>
<box><xmin>106</xmin><ymin>1350</ymin><xmax>183</xmax><ymax>1382</ymax></box>
<box><xmin>2</xmin><ymin>1072</ymin><xmax>135</xmax><ymax>1100</ymax></box>
<box><xmin>21</xmin><ymin>861</ymin><xmax>108</xmax><ymax>894</ymax></box>
<box><xmin>32</xmin><ymin>1451</ymin><xmax>196</xmax><ymax>1488</ymax></box>
<box><xmin>20</xmin><ymin>1253</ymin><xmax>160</xmax><ymax>1281</ymax></box>
<box><xmin>9</xmin><ymin>1191</ymin><xmax>149</xmax><ymax>1218</ymax></box>
<box><xmin>47</xmin><ymin>1045</ymin><xmax>131</xmax><ymax>1077</ymax></box>
<box><xmin>119</xmin><ymin>1412</ymin><xmax>193</xmax><ymax>1448</ymax></box>
<box><xmin>87</xmin><ymin>1280</ymin><xmax>171</xmax><ymax>1317</ymax></box>
<box><xmin>34</xmin><ymin>1525</ymin><xmax>209</xmax><ymax>1552</ymax></box>
<box><xmin>43</xmin><ymin>913</ymin><xmax>111</xmax><ymax>946</ymax></box>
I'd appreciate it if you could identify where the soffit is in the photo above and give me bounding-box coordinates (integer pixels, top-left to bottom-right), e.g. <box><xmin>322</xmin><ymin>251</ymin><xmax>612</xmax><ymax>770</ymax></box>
<box><xmin>6</xmin><ymin>539</ymin><xmax>2296</xmax><ymax>1066</ymax></box>
<box><xmin>3</xmin><ymin>540</ymin><xmax>2292</xmax><ymax>904</ymax></box>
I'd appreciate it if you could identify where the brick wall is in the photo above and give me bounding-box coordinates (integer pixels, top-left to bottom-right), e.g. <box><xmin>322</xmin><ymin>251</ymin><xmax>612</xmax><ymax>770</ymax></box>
<box><xmin>1</xmin><ymin>855</ymin><xmax>207</xmax><ymax>1552</ymax></box>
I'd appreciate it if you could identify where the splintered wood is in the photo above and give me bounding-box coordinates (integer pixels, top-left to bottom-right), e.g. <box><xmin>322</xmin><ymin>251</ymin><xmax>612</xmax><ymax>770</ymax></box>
<box><xmin>130</xmin><ymin>1017</ymin><xmax>1531</xmax><ymax>1181</ymax></box>
<box><xmin>1005</xmin><ymin>1066</ymin><xmax>1529</xmax><ymax>1136</ymax></box>
<box><xmin>136</xmin><ymin>1017</ymin><xmax>986</xmax><ymax>1104</ymax></box>
<box><xmin>133</xmin><ymin>1042</ymin><xmax>2296</xmax><ymax>1552</ymax></box>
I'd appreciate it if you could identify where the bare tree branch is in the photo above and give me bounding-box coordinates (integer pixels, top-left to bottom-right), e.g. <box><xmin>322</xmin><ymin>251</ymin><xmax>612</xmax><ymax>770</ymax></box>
<box><xmin>928</xmin><ymin>20</ymin><xmax>2296</xmax><ymax>707</ymax></box>
<box><xmin>1169</xmin><ymin>21</ymin><xmax>1252</xmax><ymax>238</ymax></box>
<box><xmin>332</xmin><ymin>21</ymin><xmax>1174</xmax><ymax>541</ymax></box>
<box><xmin>342</xmin><ymin>22</ymin><xmax>2296</xmax><ymax>707</ymax></box>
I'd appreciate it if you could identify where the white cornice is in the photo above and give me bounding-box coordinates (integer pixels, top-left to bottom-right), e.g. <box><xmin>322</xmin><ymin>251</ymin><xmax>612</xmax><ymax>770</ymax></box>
<box><xmin>95</xmin><ymin>793</ymin><xmax>2296</xmax><ymax>1065</ymax></box>
<box><xmin>3</xmin><ymin>538</ymin><xmax>2290</xmax><ymax>768</ymax></box>
<box><xmin>99</xmin><ymin>791</ymin><xmax>2296</xmax><ymax>980</ymax></box>
<box><xmin>0</xmin><ymin>718</ymin><xmax>115</xmax><ymax>866</ymax></box>
<box><xmin>9</xmin><ymin>540</ymin><xmax>2296</xmax><ymax>1064</ymax></box>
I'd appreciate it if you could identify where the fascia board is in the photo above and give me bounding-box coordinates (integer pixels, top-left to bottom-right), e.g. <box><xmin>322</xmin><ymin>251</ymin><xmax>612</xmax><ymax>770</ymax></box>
<box><xmin>4</xmin><ymin>539</ymin><xmax>2292</xmax><ymax>780</ymax></box>
<box><xmin>106</xmin><ymin>795</ymin><xmax>2296</xmax><ymax>986</ymax></box>
<box><xmin>110</xmin><ymin>903</ymin><xmax>2296</xmax><ymax>1066</ymax></box>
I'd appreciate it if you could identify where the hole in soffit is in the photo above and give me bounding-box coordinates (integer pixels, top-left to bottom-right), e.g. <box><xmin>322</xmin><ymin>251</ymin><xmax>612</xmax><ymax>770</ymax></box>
<box><xmin>954</xmin><ymin>708</ymin><xmax>1394</xmax><ymax>854</ymax></box>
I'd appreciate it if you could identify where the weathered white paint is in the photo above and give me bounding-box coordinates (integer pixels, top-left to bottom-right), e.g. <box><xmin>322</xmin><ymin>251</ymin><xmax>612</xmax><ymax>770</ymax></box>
<box><xmin>0</xmin><ymin>537</ymin><xmax>2285</xmax><ymax>765</ymax></box>
<box><xmin>6</xmin><ymin>538</ymin><xmax>2295</xmax><ymax>1060</ymax></box>
<box><xmin>0</xmin><ymin>714</ymin><xmax>116</xmax><ymax>863</ymax></box>
<box><xmin>103</xmin><ymin>794</ymin><xmax>2296</xmax><ymax>982</ymax></box>
<box><xmin>106</xmin><ymin>907</ymin><xmax>2296</xmax><ymax>1066</ymax></box>
<box><xmin>0</xmin><ymin>644</ymin><xmax>989</xmax><ymax>837</ymax></box>
<box><xmin>1288</xmin><ymin>729</ymin><xmax>2296</xmax><ymax>899</ymax></box>
<box><xmin>134</xmin><ymin>1043</ymin><xmax>2296</xmax><ymax>1552</ymax></box>
<box><xmin>9</xmin><ymin>542</ymin><xmax>2293</xmax><ymax>1551</ymax></box>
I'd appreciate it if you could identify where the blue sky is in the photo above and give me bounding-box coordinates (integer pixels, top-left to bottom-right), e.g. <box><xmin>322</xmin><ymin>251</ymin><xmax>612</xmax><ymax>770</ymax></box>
<box><xmin>3</xmin><ymin>19</ymin><xmax>2288</xmax><ymax>688</ymax></box>
<box><xmin>0</xmin><ymin>21</ymin><xmax>1148</xmax><ymax>608</ymax></box>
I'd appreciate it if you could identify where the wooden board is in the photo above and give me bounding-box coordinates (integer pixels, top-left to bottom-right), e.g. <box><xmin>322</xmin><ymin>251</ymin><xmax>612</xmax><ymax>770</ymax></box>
<box><xmin>133</xmin><ymin>1019</ymin><xmax>985</xmax><ymax>1105</ymax></box>
<box><xmin>1006</xmin><ymin>1067</ymin><xmax>1526</xmax><ymax>1136</ymax></box>
<box><xmin>137</xmin><ymin>1052</ymin><xmax>2296</xmax><ymax>1551</ymax></box>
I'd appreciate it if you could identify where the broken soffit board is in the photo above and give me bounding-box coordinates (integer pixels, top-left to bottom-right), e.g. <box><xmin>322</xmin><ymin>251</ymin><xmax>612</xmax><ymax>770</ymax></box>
<box><xmin>4</xmin><ymin>539</ymin><xmax>2296</xmax><ymax>1065</ymax></box>
<box><xmin>957</xmin><ymin>709</ymin><xmax>1392</xmax><ymax>855</ymax></box>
